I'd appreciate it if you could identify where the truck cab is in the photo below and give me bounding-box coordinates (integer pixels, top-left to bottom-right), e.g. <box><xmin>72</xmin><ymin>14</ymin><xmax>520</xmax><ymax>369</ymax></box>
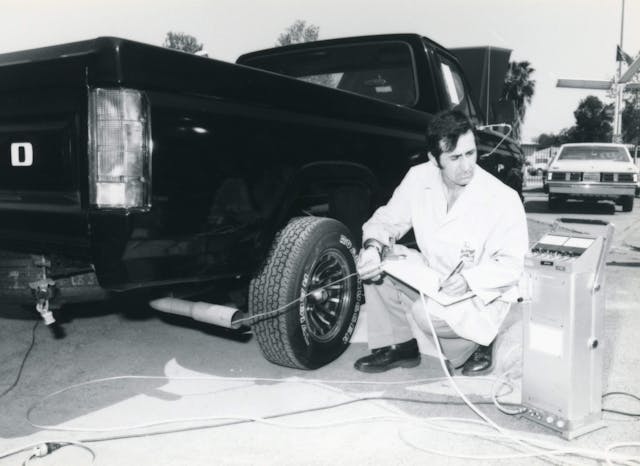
<box><xmin>238</xmin><ymin>34</ymin><xmax>524</xmax><ymax>195</ymax></box>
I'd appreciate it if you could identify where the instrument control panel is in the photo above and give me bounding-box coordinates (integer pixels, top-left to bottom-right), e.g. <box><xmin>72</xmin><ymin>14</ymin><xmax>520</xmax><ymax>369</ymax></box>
<box><xmin>530</xmin><ymin>233</ymin><xmax>595</xmax><ymax>258</ymax></box>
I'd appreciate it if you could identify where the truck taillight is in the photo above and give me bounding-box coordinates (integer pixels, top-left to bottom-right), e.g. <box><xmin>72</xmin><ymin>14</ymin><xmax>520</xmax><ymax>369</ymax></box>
<box><xmin>88</xmin><ymin>88</ymin><xmax>152</xmax><ymax>209</ymax></box>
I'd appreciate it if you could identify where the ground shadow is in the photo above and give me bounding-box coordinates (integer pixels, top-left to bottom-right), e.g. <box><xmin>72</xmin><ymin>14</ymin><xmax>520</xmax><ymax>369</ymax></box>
<box><xmin>0</xmin><ymin>304</ymin><xmax>40</xmax><ymax>321</ymax></box>
<box><xmin>156</xmin><ymin>312</ymin><xmax>253</xmax><ymax>342</ymax></box>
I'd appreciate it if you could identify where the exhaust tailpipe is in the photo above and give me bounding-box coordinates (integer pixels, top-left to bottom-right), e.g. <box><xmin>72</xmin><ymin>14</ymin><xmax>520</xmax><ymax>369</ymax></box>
<box><xmin>149</xmin><ymin>297</ymin><xmax>243</xmax><ymax>329</ymax></box>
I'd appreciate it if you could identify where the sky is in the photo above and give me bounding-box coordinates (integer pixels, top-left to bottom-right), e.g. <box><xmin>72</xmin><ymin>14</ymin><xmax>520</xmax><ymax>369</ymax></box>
<box><xmin>3</xmin><ymin>0</ymin><xmax>640</xmax><ymax>143</ymax></box>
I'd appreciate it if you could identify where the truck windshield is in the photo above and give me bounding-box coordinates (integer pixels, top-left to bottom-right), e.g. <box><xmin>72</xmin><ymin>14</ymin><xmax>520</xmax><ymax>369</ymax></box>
<box><xmin>558</xmin><ymin>146</ymin><xmax>630</xmax><ymax>162</ymax></box>
<box><xmin>240</xmin><ymin>41</ymin><xmax>418</xmax><ymax>106</ymax></box>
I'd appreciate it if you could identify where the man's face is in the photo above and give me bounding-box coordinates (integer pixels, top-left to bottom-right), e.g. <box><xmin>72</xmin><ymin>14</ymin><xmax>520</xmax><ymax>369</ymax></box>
<box><xmin>436</xmin><ymin>130</ymin><xmax>477</xmax><ymax>188</ymax></box>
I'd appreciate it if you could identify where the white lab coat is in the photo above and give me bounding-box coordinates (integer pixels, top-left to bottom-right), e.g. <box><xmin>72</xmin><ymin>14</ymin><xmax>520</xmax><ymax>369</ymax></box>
<box><xmin>362</xmin><ymin>161</ymin><xmax>528</xmax><ymax>345</ymax></box>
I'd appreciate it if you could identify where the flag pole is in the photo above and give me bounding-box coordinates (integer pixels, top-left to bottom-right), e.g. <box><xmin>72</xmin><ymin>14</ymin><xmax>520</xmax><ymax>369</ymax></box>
<box><xmin>613</xmin><ymin>0</ymin><xmax>625</xmax><ymax>142</ymax></box>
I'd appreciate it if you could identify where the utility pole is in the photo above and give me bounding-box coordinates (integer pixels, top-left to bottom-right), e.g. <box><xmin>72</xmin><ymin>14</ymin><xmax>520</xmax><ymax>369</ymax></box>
<box><xmin>612</xmin><ymin>0</ymin><xmax>625</xmax><ymax>142</ymax></box>
<box><xmin>557</xmin><ymin>0</ymin><xmax>640</xmax><ymax>143</ymax></box>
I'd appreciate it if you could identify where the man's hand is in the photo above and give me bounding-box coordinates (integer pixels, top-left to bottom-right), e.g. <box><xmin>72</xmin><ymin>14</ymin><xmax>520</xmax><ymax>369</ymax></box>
<box><xmin>357</xmin><ymin>247</ymin><xmax>382</xmax><ymax>281</ymax></box>
<box><xmin>439</xmin><ymin>273</ymin><xmax>469</xmax><ymax>296</ymax></box>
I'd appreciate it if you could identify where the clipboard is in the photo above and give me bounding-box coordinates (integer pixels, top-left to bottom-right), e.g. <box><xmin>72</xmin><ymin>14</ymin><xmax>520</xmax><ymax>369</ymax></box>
<box><xmin>381</xmin><ymin>259</ymin><xmax>475</xmax><ymax>306</ymax></box>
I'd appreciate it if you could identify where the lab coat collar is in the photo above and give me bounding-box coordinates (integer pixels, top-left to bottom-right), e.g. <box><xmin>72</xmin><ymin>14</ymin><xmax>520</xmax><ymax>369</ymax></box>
<box><xmin>422</xmin><ymin>162</ymin><xmax>491</xmax><ymax>227</ymax></box>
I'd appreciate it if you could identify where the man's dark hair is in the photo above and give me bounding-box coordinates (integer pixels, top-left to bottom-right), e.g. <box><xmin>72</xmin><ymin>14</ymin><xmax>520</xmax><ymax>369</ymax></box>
<box><xmin>426</xmin><ymin>110</ymin><xmax>475</xmax><ymax>166</ymax></box>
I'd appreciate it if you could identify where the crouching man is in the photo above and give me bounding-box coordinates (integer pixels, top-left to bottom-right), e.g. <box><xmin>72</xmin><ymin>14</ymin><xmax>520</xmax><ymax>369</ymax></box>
<box><xmin>355</xmin><ymin>110</ymin><xmax>528</xmax><ymax>375</ymax></box>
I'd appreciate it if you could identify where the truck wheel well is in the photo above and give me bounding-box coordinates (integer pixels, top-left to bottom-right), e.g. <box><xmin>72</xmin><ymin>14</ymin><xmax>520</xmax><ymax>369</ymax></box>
<box><xmin>285</xmin><ymin>162</ymin><xmax>379</xmax><ymax>245</ymax></box>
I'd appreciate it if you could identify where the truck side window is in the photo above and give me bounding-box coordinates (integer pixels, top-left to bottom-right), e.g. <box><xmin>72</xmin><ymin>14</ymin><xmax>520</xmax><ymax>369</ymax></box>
<box><xmin>438</xmin><ymin>55</ymin><xmax>477</xmax><ymax>119</ymax></box>
<box><xmin>241</xmin><ymin>41</ymin><xmax>419</xmax><ymax>107</ymax></box>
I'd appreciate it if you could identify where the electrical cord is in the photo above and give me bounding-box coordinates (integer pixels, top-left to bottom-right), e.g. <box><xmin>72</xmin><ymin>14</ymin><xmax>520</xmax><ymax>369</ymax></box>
<box><xmin>603</xmin><ymin>408</ymin><xmax>640</xmax><ymax>417</ymax></box>
<box><xmin>233</xmin><ymin>272</ymin><xmax>359</xmax><ymax>326</ymax></box>
<box><xmin>0</xmin><ymin>440</ymin><xmax>95</xmax><ymax>465</ymax></box>
<box><xmin>21</xmin><ymin>441</ymin><xmax>95</xmax><ymax>465</ymax></box>
<box><xmin>415</xmin><ymin>291</ymin><xmax>570</xmax><ymax>465</ymax></box>
<box><xmin>398</xmin><ymin>424</ymin><xmax>640</xmax><ymax>464</ymax></box>
<box><xmin>16</xmin><ymin>298</ymin><xmax>637</xmax><ymax>466</ymax></box>
<box><xmin>602</xmin><ymin>392</ymin><xmax>640</xmax><ymax>417</ymax></box>
<box><xmin>605</xmin><ymin>443</ymin><xmax>640</xmax><ymax>466</ymax></box>
<box><xmin>397</xmin><ymin>294</ymin><xmax>639</xmax><ymax>465</ymax></box>
<box><xmin>1</xmin><ymin>391</ymin><xmax>516</xmax><ymax>463</ymax></box>
<box><xmin>23</xmin><ymin>373</ymin><xmax>519</xmax><ymax>433</ymax></box>
<box><xmin>5</xmin><ymin>394</ymin><xmax>518</xmax><ymax>449</ymax></box>
<box><xmin>476</xmin><ymin>123</ymin><xmax>513</xmax><ymax>160</ymax></box>
<box><xmin>8</xmin><ymin>360</ymin><xmax>640</xmax><ymax>465</ymax></box>
<box><xmin>12</xmin><ymin>392</ymin><xmax>639</xmax><ymax>466</ymax></box>
<box><xmin>487</xmin><ymin>342</ymin><xmax>528</xmax><ymax>416</ymax></box>
<box><xmin>403</xmin><ymin>291</ymin><xmax>640</xmax><ymax>466</ymax></box>
<box><xmin>491</xmin><ymin>367</ymin><xmax>527</xmax><ymax>416</ymax></box>
<box><xmin>0</xmin><ymin>320</ymin><xmax>39</xmax><ymax>399</ymax></box>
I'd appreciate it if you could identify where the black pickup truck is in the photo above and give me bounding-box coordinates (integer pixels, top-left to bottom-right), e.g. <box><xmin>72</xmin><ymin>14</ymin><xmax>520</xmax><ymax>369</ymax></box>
<box><xmin>0</xmin><ymin>33</ymin><xmax>524</xmax><ymax>369</ymax></box>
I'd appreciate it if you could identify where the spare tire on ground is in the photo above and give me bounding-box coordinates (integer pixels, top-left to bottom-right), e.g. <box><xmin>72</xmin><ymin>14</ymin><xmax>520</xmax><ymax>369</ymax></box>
<box><xmin>249</xmin><ymin>217</ymin><xmax>361</xmax><ymax>369</ymax></box>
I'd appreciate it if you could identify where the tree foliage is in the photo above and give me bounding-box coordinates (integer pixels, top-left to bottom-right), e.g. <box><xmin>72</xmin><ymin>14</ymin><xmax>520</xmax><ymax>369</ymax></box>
<box><xmin>163</xmin><ymin>31</ymin><xmax>204</xmax><ymax>54</ymax></box>
<box><xmin>536</xmin><ymin>131</ymin><xmax>568</xmax><ymax>149</ymax></box>
<box><xmin>276</xmin><ymin>20</ymin><xmax>319</xmax><ymax>46</ymax></box>
<box><xmin>535</xmin><ymin>96</ymin><xmax>616</xmax><ymax>146</ymax></box>
<box><xmin>501</xmin><ymin>61</ymin><xmax>536</xmax><ymax>141</ymax></box>
<box><xmin>622</xmin><ymin>95</ymin><xmax>640</xmax><ymax>144</ymax></box>
<box><xmin>568</xmin><ymin>95</ymin><xmax>613</xmax><ymax>142</ymax></box>
<box><xmin>275</xmin><ymin>20</ymin><xmax>335</xmax><ymax>88</ymax></box>
<box><xmin>622</xmin><ymin>86</ymin><xmax>640</xmax><ymax>144</ymax></box>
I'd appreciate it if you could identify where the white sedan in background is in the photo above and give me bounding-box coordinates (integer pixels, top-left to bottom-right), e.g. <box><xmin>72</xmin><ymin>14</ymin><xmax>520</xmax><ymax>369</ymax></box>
<box><xmin>545</xmin><ymin>143</ymin><xmax>638</xmax><ymax>212</ymax></box>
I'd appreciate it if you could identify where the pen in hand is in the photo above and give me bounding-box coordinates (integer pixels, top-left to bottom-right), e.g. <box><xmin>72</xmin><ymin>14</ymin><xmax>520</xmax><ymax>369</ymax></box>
<box><xmin>437</xmin><ymin>260</ymin><xmax>464</xmax><ymax>292</ymax></box>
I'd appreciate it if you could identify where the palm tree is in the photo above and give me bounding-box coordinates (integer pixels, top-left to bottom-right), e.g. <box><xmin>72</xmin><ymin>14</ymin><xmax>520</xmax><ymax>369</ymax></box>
<box><xmin>501</xmin><ymin>61</ymin><xmax>536</xmax><ymax>141</ymax></box>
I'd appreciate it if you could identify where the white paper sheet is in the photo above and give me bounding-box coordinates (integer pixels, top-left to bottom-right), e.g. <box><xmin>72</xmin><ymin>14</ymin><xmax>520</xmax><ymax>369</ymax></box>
<box><xmin>381</xmin><ymin>260</ymin><xmax>475</xmax><ymax>306</ymax></box>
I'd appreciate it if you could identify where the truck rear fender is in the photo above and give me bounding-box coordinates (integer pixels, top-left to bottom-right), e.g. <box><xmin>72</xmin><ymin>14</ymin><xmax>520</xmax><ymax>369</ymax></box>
<box><xmin>272</xmin><ymin>161</ymin><xmax>379</xmax><ymax>247</ymax></box>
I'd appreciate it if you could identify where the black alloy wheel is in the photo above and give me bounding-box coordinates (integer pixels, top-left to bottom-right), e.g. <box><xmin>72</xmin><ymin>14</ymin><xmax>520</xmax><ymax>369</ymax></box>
<box><xmin>303</xmin><ymin>250</ymin><xmax>354</xmax><ymax>343</ymax></box>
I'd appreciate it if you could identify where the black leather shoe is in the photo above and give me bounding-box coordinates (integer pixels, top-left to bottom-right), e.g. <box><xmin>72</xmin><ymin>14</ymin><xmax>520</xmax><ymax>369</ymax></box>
<box><xmin>461</xmin><ymin>341</ymin><xmax>495</xmax><ymax>376</ymax></box>
<box><xmin>354</xmin><ymin>339</ymin><xmax>420</xmax><ymax>373</ymax></box>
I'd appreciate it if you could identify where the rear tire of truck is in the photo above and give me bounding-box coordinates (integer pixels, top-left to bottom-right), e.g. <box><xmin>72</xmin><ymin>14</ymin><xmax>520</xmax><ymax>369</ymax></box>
<box><xmin>621</xmin><ymin>195</ymin><xmax>634</xmax><ymax>212</ymax></box>
<box><xmin>249</xmin><ymin>217</ymin><xmax>361</xmax><ymax>369</ymax></box>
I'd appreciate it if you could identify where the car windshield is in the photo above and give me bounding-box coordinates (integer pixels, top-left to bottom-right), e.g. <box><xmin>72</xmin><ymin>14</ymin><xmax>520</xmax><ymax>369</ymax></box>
<box><xmin>557</xmin><ymin>146</ymin><xmax>630</xmax><ymax>162</ymax></box>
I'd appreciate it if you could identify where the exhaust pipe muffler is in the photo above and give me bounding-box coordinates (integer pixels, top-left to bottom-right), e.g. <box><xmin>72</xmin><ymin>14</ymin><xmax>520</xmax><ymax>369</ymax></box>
<box><xmin>149</xmin><ymin>297</ymin><xmax>243</xmax><ymax>329</ymax></box>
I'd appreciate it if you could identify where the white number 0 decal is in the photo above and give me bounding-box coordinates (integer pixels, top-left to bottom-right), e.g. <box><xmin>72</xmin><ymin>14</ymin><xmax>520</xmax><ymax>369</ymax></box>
<box><xmin>11</xmin><ymin>142</ymin><xmax>33</xmax><ymax>167</ymax></box>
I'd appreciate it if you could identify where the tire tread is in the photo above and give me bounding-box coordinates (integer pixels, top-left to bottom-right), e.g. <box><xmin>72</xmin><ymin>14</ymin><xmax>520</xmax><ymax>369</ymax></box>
<box><xmin>249</xmin><ymin>217</ymin><xmax>334</xmax><ymax>369</ymax></box>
